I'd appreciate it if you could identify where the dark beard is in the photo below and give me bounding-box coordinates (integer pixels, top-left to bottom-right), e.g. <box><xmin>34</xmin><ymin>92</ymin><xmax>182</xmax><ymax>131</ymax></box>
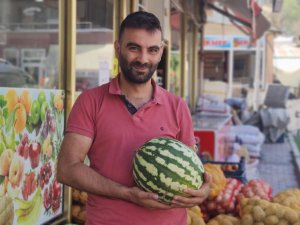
<box><xmin>119</xmin><ymin>53</ymin><xmax>158</xmax><ymax>84</ymax></box>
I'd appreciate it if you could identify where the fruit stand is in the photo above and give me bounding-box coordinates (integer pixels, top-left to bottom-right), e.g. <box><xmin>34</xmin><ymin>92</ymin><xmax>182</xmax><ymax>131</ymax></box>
<box><xmin>0</xmin><ymin>88</ymin><xmax>66</xmax><ymax>225</ymax></box>
<box><xmin>190</xmin><ymin>112</ymin><xmax>300</xmax><ymax>225</ymax></box>
<box><xmin>187</xmin><ymin>163</ymin><xmax>300</xmax><ymax>225</ymax></box>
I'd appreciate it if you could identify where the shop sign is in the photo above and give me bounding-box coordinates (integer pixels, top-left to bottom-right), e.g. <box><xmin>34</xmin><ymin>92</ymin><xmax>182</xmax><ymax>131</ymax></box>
<box><xmin>23</xmin><ymin>7</ymin><xmax>42</xmax><ymax>16</ymax></box>
<box><xmin>204</xmin><ymin>36</ymin><xmax>232</xmax><ymax>49</ymax></box>
<box><xmin>0</xmin><ymin>88</ymin><xmax>65</xmax><ymax>225</ymax></box>
<box><xmin>233</xmin><ymin>36</ymin><xmax>256</xmax><ymax>49</ymax></box>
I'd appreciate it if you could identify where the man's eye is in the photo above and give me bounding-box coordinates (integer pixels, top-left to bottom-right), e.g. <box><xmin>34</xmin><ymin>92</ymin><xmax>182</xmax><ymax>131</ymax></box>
<box><xmin>149</xmin><ymin>48</ymin><xmax>159</xmax><ymax>54</ymax></box>
<box><xmin>128</xmin><ymin>46</ymin><xmax>139</xmax><ymax>51</ymax></box>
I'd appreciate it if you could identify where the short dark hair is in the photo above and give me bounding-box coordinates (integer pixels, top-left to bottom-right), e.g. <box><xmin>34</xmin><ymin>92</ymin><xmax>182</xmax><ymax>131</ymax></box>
<box><xmin>118</xmin><ymin>11</ymin><xmax>162</xmax><ymax>41</ymax></box>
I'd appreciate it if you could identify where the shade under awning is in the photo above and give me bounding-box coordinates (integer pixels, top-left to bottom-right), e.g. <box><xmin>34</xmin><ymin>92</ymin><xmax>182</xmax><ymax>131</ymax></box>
<box><xmin>207</xmin><ymin>0</ymin><xmax>271</xmax><ymax>41</ymax></box>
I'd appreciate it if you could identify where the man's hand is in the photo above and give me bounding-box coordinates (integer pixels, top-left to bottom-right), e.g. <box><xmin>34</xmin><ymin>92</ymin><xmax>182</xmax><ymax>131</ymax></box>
<box><xmin>127</xmin><ymin>187</ymin><xmax>172</xmax><ymax>209</ymax></box>
<box><xmin>170</xmin><ymin>172</ymin><xmax>212</xmax><ymax>208</ymax></box>
<box><xmin>127</xmin><ymin>172</ymin><xmax>211</xmax><ymax>209</ymax></box>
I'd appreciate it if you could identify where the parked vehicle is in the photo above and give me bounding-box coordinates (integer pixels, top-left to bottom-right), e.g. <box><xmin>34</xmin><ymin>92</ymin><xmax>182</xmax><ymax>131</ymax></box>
<box><xmin>0</xmin><ymin>59</ymin><xmax>37</xmax><ymax>88</ymax></box>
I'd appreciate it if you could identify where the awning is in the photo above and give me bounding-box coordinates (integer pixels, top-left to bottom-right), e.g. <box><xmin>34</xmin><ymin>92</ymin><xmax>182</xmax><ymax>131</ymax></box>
<box><xmin>207</xmin><ymin>0</ymin><xmax>271</xmax><ymax>41</ymax></box>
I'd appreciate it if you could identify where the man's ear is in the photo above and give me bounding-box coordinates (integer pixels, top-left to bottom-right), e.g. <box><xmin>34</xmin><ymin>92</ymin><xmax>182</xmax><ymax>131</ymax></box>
<box><xmin>114</xmin><ymin>40</ymin><xmax>120</xmax><ymax>58</ymax></box>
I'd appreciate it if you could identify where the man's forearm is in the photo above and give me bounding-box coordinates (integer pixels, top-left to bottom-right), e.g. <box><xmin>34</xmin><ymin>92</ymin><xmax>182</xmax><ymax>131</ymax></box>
<box><xmin>57</xmin><ymin>162</ymin><xmax>130</xmax><ymax>201</ymax></box>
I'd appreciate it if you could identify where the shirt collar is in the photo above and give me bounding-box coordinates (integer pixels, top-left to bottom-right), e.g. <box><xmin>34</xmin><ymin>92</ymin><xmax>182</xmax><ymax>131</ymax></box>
<box><xmin>109</xmin><ymin>74</ymin><xmax>163</xmax><ymax>105</ymax></box>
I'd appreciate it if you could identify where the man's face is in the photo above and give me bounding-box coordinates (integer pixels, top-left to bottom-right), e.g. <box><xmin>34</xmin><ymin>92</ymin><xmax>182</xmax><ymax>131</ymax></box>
<box><xmin>115</xmin><ymin>28</ymin><xmax>164</xmax><ymax>84</ymax></box>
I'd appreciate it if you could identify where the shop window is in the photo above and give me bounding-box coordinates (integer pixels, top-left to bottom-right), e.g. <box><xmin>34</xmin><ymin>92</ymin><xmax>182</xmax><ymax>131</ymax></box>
<box><xmin>3</xmin><ymin>48</ymin><xmax>19</xmax><ymax>66</ymax></box>
<box><xmin>0</xmin><ymin>0</ymin><xmax>59</xmax><ymax>89</ymax></box>
<box><xmin>203</xmin><ymin>52</ymin><xmax>227</xmax><ymax>81</ymax></box>
<box><xmin>0</xmin><ymin>2</ymin><xmax>66</xmax><ymax>224</ymax></box>
<box><xmin>75</xmin><ymin>0</ymin><xmax>114</xmax><ymax>92</ymax></box>
<box><xmin>232</xmin><ymin>52</ymin><xmax>254</xmax><ymax>97</ymax></box>
<box><xmin>233</xmin><ymin>53</ymin><xmax>253</xmax><ymax>83</ymax></box>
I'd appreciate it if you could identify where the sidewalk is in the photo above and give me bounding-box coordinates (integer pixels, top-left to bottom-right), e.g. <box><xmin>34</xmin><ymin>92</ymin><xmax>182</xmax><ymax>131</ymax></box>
<box><xmin>246</xmin><ymin>135</ymin><xmax>300</xmax><ymax>195</ymax></box>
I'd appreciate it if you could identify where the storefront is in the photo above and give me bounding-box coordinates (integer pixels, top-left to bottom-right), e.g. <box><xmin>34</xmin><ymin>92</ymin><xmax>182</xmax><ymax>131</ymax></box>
<box><xmin>0</xmin><ymin>0</ymin><xmax>202</xmax><ymax>224</ymax></box>
<box><xmin>202</xmin><ymin>34</ymin><xmax>266</xmax><ymax>108</ymax></box>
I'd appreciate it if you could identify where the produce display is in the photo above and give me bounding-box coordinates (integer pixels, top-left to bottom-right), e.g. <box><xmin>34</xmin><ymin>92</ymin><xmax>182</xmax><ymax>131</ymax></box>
<box><xmin>238</xmin><ymin>179</ymin><xmax>272</xmax><ymax>201</ymax></box>
<box><xmin>64</xmin><ymin>133</ymin><xmax>300</xmax><ymax>225</ymax></box>
<box><xmin>200</xmin><ymin>178</ymin><xmax>243</xmax><ymax>220</ymax></box>
<box><xmin>272</xmin><ymin>188</ymin><xmax>300</xmax><ymax>211</ymax></box>
<box><xmin>133</xmin><ymin>137</ymin><xmax>205</xmax><ymax>204</ymax></box>
<box><xmin>203</xmin><ymin>157</ymin><xmax>247</xmax><ymax>183</ymax></box>
<box><xmin>203</xmin><ymin>163</ymin><xmax>226</xmax><ymax>199</ymax></box>
<box><xmin>184</xmin><ymin>161</ymin><xmax>300</xmax><ymax>225</ymax></box>
<box><xmin>187</xmin><ymin>206</ymin><xmax>206</xmax><ymax>225</ymax></box>
<box><xmin>0</xmin><ymin>88</ymin><xmax>64</xmax><ymax>225</ymax></box>
<box><xmin>240</xmin><ymin>197</ymin><xmax>300</xmax><ymax>225</ymax></box>
<box><xmin>71</xmin><ymin>188</ymin><xmax>87</xmax><ymax>224</ymax></box>
<box><xmin>207</xmin><ymin>214</ymin><xmax>240</xmax><ymax>225</ymax></box>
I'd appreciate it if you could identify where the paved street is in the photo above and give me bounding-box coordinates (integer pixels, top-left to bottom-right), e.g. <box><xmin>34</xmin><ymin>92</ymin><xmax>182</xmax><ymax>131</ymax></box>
<box><xmin>247</xmin><ymin>138</ymin><xmax>300</xmax><ymax>195</ymax></box>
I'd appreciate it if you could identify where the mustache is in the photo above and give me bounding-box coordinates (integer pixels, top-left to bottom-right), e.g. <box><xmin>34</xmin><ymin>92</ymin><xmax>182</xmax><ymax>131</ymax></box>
<box><xmin>130</xmin><ymin>61</ymin><xmax>151</xmax><ymax>68</ymax></box>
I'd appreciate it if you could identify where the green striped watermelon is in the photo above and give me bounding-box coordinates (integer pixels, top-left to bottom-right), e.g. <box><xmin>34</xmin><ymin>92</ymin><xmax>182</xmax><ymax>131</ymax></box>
<box><xmin>132</xmin><ymin>137</ymin><xmax>205</xmax><ymax>204</ymax></box>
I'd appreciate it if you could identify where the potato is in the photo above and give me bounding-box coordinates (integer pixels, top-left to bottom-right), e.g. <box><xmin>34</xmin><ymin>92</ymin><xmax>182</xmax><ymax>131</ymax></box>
<box><xmin>187</xmin><ymin>212</ymin><xmax>192</xmax><ymax>225</ymax></box>
<box><xmin>77</xmin><ymin>209</ymin><xmax>86</xmax><ymax>221</ymax></box>
<box><xmin>284</xmin><ymin>208</ymin><xmax>299</xmax><ymax>223</ymax></box>
<box><xmin>240</xmin><ymin>197</ymin><xmax>249</xmax><ymax>207</ymax></box>
<box><xmin>209</xmin><ymin>214</ymin><xmax>240</xmax><ymax>225</ymax></box>
<box><xmin>248</xmin><ymin>198</ymin><xmax>260</xmax><ymax>206</ymax></box>
<box><xmin>79</xmin><ymin>191</ymin><xmax>88</xmax><ymax>204</ymax></box>
<box><xmin>278</xmin><ymin>219</ymin><xmax>289</xmax><ymax>225</ymax></box>
<box><xmin>207</xmin><ymin>221</ymin><xmax>219</xmax><ymax>225</ymax></box>
<box><xmin>188</xmin><ymin>209</ymin><xmax>206</xmax><ymax>225</ymax></box>
<box><xmin>72</xmin><ymin>189</ymin><xmax>80</xmax><ymax>201</ymax></box>
<box><xmin>189</xmin><ymin>206</ymin><xmax>202</xmax><ymax>218</ymax></box>
<box><xmin>258</xmin><ymin>200</ymin><xmax>269</xmax><ymax>209</ymax></box>
<box><xmin>243</xmin><ymin>205</ymin><xmax>253</xmax><ymax>214</ymax></box>
<box><xmin>265</xmin><ymin>204</ymin><xmax>278</xmax><ymax>216</ymax></box>
<box><xmin>273</xmin><ymin>189</ymin><xmax>300</xmax><ymax>211</ymax></box>
<box><xmin>221</xmin><ymin>220</ymin><xmax>232</xmax><ymax>225</ymax></box>
<box><xmin>274</xmin><ymin>207</ymin><xmax>285</xmax><ymax>219</ymax></box>
<box><xmin>71</xmin><ymin>204</ymin><xmax>81</xmax><ymax>217</ymax></box>
<box><xmin>253</xmin><ymin>222</ymin><xmax>264</xmax><ymax>225</ymax></box>
<box><xmin>252</xmin><ymin>205</ymin><xmax>265</xmax><ymax>222</ymax></box>
<box><xmin>241</xmin><ymin>214</ymin><xmax>253</xmax><ymax>225</ymax></box>
<box><xmin>226</xmin><ymin>216</ymin><xmax>240</xmax><ymax>225</ymax></box>
<box><xmin>264</xmin><ymin>215</ymin><xmax>279</xmax><ymax>225</ymax></box>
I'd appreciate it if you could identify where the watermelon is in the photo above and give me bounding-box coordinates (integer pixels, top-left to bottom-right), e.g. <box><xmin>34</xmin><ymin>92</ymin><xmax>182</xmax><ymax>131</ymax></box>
<box><xmin>133</xmin><ymin>137</ymin><xmax>205</xmax><ymax>204</ymax></box>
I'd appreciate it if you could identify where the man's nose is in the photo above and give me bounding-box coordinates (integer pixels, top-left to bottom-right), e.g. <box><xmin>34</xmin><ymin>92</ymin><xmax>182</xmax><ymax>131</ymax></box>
<box><xmin>136</xmin><ymin>49</ymin><xmax>149</xmax><ymax>64</ymax></box>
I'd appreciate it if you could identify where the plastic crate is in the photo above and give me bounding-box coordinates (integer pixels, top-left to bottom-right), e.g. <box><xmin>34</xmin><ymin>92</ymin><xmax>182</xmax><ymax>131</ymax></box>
<box><xmin>202</xmin><ymin>156</ymin><xmax>247</xmax><ymax>183</ymax></box>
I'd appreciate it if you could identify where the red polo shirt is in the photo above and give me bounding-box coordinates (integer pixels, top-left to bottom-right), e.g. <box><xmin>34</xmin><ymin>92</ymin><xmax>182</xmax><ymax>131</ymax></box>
<box><xmin>66</xmin><ymin>76</ymin><xmax>195</xmax><ymax>225</ymax></box>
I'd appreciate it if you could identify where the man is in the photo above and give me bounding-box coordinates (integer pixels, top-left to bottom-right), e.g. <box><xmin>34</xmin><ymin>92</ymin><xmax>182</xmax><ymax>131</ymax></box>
<box><xmin>57</xmin><ymin>11</ymin><xmax>211</xmax><ymax>225</ymax></box>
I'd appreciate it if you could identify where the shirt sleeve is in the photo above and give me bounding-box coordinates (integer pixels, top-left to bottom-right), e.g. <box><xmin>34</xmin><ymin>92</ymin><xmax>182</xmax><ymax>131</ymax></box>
<box><xmin>177</xmin><ymin>98</ymin><xmax>196</xmax><ymax>147</ymax></box>
<box><xmin>65</xmin><ymin>91</ymin><xmax>96</xmax><ymax>139</ymax></box>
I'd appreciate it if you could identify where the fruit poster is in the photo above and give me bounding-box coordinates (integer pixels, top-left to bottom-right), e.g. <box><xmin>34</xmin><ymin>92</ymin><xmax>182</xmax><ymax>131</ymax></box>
<box><xmin>0</xmin><ymin>88</ymin><xmax>65</xmax><ymax>225</ymax></box>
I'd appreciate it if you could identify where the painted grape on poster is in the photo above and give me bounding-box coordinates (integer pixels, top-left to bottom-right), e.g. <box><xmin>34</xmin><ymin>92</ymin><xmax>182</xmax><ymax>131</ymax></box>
<box><xmin>0</xmin><ymin>88</ymin><xmax>65</xmax><ymax>225</ymax></box>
